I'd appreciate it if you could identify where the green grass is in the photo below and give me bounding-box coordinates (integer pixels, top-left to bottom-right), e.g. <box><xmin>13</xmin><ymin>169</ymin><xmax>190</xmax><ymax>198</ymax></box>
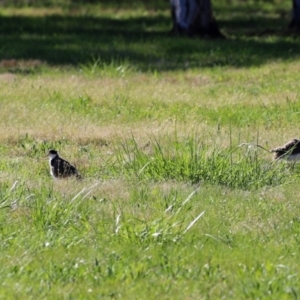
<box><xmin>116</xmin><ymin>136</ymin><xmax>290</xmax><ymax>189</ymax></box>
<box><xmin>1</xmin><ymin>1</ymin><xmax>300</xmax><ymax>299</ymax></box>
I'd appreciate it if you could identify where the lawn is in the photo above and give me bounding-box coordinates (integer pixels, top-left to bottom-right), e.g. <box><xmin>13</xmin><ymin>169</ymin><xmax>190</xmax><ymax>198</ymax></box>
<box><xmin>1</xmin><ymin>0</ymin><xmax>300</xmax><ymax>299</ymax></box>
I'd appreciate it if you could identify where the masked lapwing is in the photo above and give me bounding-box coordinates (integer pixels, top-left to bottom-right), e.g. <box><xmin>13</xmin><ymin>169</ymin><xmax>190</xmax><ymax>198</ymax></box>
<box><xmin>271</xmin><ymin>139</ymin><xmax>300</xmax><ymax>161</ymax></box>
<box><xmin>47</xmin><ymin>149</ymin><xmax>81</xmax><ymax>179</ymax></box>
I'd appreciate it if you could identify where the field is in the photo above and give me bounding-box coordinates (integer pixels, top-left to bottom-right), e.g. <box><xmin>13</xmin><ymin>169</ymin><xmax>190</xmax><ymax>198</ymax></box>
<box><xmin>1</xmin><ymin>0</ymin><xmax>300</xmax><ymax>299</ymax></box>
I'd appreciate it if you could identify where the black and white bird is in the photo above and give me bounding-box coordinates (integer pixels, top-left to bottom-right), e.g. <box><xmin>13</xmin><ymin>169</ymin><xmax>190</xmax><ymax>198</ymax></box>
<box><xmin>271</xmin><ymin>139</ymin><xmax>300</xmax><ymax>161</ymax></box>
<box><xmin>47</xmin><ymin>149</ymin><xmax>81</xmax><ymax>179</ymax></box>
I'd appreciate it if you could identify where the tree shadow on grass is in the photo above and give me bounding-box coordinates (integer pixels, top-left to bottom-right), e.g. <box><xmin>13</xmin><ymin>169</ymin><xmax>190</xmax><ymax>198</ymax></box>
<box><xmin>0</xmin><ymin>11</ymin><xmax>299</xmax><ymax>73</ymax></box>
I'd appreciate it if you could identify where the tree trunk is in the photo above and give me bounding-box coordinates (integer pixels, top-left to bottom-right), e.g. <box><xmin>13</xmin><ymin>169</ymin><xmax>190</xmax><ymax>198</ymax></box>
<box><xmin>289</xmin><ymin>0</ymin><xmax>300</xmax><ymax>29</ymax></box>
<box><xmin>170</xmin><ymin>0</ymin><xmax>223</xmax><ymax>38</ymax></box>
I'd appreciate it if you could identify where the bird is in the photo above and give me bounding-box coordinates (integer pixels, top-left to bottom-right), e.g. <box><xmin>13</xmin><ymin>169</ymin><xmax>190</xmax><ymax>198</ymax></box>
<box><xmin>271</xmin><ymin>139</ymin><xmax>300</xmax><ymax>161</ymax></box>
<box><xmin>46</xmin><ymin>149</ymin><xmax>81</xmax><ymax>179</ymax></box>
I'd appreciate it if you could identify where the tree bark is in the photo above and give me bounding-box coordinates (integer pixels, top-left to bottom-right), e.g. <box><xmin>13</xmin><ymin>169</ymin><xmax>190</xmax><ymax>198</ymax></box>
<box><xmin>289</xmin><ymin>0</ymin><xmax>300</xmax><ymax>29</ymax></box>
<box><xmin>170</xmin><ymin>0</ymin><xmax>223</xmax><ymax>38</ymax></box>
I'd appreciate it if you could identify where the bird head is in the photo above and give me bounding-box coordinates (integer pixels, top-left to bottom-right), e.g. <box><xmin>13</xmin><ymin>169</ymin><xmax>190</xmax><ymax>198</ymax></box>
<box><xmin>46</xmin><ymin>149</ymin><xmax>58</xmax><ymax>159</ymax></box>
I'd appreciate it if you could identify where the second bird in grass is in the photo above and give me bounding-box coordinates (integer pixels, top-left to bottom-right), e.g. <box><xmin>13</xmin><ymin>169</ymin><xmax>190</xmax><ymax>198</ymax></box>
<box><xmin>271</xmin><ymin>139</ymin><xmax>300</xmax><ymax>161</ymax></box>
<box><xmin>47</xmin><ymin>149</ymin><xmax>81</xmax><ymax>179</ymax></box>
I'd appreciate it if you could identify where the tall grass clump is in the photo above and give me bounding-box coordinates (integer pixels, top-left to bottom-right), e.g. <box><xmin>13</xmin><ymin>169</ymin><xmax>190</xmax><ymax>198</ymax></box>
<box><xmin>116</xmin><ymin>136</ymin><xmax>291</xmax><ymax>190</ymax></box>
<box><xmin>80</xmin><ymin>57</ymin><xmax>136</xmax><ymax>78</ymax></box>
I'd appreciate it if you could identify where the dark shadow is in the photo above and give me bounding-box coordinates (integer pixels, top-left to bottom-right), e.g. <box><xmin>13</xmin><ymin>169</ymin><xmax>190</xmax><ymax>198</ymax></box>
<box><xmin>0</xmin><ymin>6</ymin><xmax>299</xmax><ymax>72</ymax></box>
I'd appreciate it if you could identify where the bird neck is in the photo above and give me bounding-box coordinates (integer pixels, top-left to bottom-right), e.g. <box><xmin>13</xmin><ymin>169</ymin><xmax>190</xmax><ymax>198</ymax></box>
<box><xmin>49</xmin><ymin>154</ymin><xmax>58</xmax><ymax>161</ymax></box>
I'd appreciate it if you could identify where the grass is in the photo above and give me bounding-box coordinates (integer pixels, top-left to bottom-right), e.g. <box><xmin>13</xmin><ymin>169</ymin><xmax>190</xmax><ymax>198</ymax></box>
<box><xmin>1</xmin><ymin>0</ymin><xmax>300</xmax><ymax>299</ymax></box>
<box><xmin>116</xmin><ymin>135</ymin><xmax>290</xmax><ymax>189</ymax></box>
